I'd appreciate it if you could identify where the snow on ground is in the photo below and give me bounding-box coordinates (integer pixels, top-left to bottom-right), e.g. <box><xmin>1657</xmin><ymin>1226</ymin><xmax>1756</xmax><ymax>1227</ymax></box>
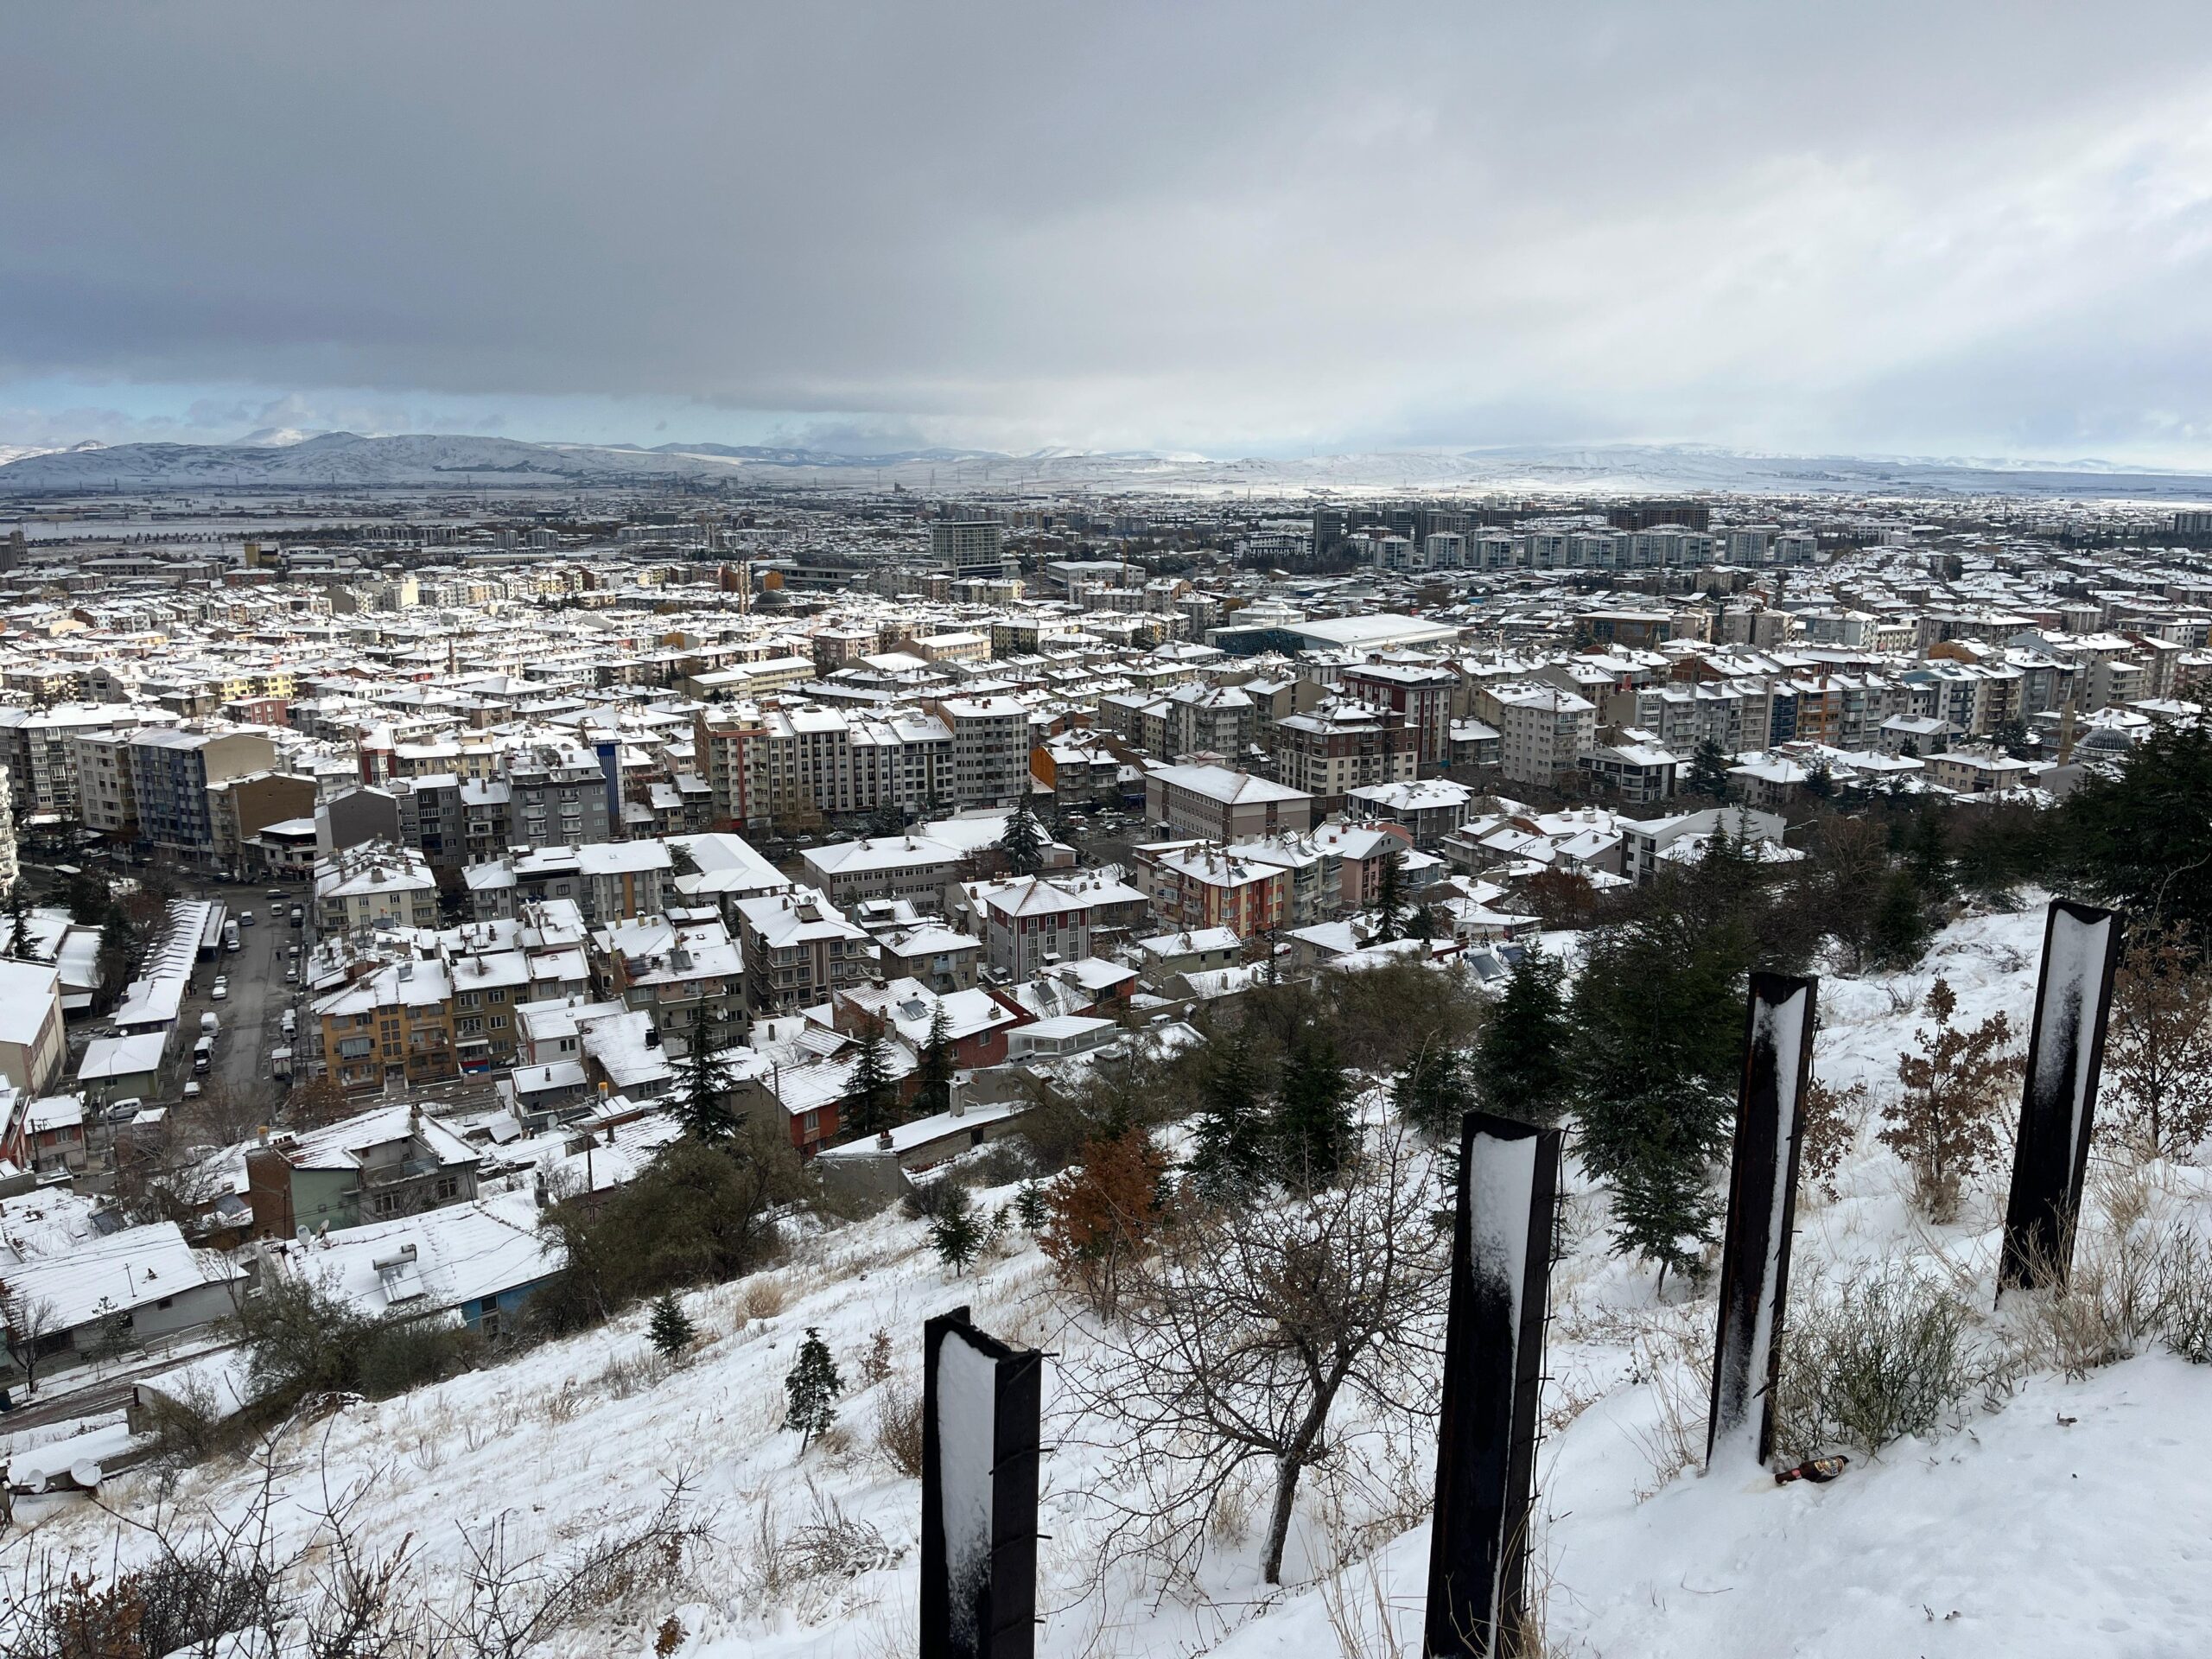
<box><xmin>9</xmin><ymin>900</ymin><xmax>2212</xmax><ymax>1656</ymax></box>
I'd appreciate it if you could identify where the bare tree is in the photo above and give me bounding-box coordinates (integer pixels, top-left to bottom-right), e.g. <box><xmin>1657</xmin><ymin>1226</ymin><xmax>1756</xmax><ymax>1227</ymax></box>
<box><xmin>2</xmin><ymin>1292</ymin><xmax>60</xmax><ymax>1398</ymax></box>
<box><xmin>2103</xmin><ymin>923</ymin><xmax>2212</xmax><ymax>1159</ymax></box>
<box><xmin>112</xmin><ymin>1114</ymin><xmax>226</xmax><ymax>1229</ymax></box>
<box><xmin>1065</xmin><ymin>1125</ymin><xmax>1447</xmax><ymax>1587</ymax></box>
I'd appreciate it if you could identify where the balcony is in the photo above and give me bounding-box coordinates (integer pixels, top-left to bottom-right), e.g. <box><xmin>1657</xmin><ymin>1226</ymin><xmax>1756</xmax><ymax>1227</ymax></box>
<box><xmin>361</xmin><ymin>1155</ymin><xmax>441</xmax><ymax>1188</ymax></box>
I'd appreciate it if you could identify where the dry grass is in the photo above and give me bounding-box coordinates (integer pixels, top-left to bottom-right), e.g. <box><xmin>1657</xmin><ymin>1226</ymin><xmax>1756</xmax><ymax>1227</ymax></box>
<box><xmin>739</xmin><ymin>1274</ymin><xmax>789</xmax><ymax>1322</ymax></box>
<box><xmin>1625</xmin><ymin>1313</ymin><xmax>1713</xmax><ymax>1500</ymax></box>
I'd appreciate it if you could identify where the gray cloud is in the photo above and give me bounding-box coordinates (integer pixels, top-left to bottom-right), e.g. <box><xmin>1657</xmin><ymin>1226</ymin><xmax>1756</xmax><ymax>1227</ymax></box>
<box><xmin>8</xmin><ymin>3</ymin><xmax>2212</xmax><ymax>457</ymax></box>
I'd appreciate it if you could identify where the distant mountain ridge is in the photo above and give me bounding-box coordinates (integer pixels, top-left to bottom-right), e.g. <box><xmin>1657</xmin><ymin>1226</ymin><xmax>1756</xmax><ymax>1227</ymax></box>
<box><xmin>5</xmin><ymin>429</ymin><xmax>2212</xmax><ymax>500</ymax></box>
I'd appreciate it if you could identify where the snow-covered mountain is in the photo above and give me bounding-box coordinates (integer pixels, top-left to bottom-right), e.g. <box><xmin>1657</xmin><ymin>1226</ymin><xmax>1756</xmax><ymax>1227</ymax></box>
<box><xmin>7</xmin><ymin>430</ymin><xmax>2212</xmax><ymax>499</ymax></box>
<box><xmin>0</xmin><ymin>430</ymin><xmax>750</xmax><ymax>492</ymax></box>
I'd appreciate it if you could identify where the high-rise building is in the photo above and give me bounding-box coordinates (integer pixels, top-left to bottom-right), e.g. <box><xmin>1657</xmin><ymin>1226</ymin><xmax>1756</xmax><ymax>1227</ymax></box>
<box><xmin>931</xmin><ymin>519</ymin><xmax>1007</xmax><ymax>578</ymax></box>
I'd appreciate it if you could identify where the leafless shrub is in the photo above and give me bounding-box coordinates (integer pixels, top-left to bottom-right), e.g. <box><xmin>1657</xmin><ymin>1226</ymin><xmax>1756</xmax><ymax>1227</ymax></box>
<box><xmin>0</xmin><ymin>1426</ymin><xmax>429</xmax><ymax>1659</ymax></box>
<box><xmin>136</xmin><ymin>1374</ymin><xmax>233</xmax><ymax>1490</ymax></box>
<box><xmin>872</xmin><ymin>1377</ymin><xmax>925</xmax><ymax>1479</ymax></box>
<box><xmin>1773</xmin><ymin>1266</ymin><xmax>1998</xmax><ymax>1461</ymax></box>
<box><xmin>597</xmin><ymin>1351</ymin><xmax>671</xmax><ymax>1400</ymax></box>
<box><xmin>436</xmin><ymin>1470</ymin><xmax>710</xmax><ymax>1658</ymax></box>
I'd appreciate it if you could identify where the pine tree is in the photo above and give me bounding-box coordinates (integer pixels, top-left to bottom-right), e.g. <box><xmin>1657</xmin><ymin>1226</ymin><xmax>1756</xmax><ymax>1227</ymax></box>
<box><xmin>5</xmin><ymin>881</ymin><xmax>31</xmax><ymax>960</ymax></box>
<box><xmin>1370</xmin><ymin>845</ymin><xmax>1408</xmax><ymax>944</ymax></box>
<box><xmin>997</xmin><ymin>806</ymin><xmax>1047</xmax><ymax>877</ymax></box>
<box><xmin>867</xmin><ymin>801</ymin><xmax>907</xmax><ymax>839</ymax></box>
<box><xmin>671</xmin><ymin>1033</ymin><xmax>739</xmax><ymax>1144</ymax></box>
<box><xmin>1187</xmin><ymin>1037</ymin><xmax>1271</xmax><ymax>1198</ymax></box>
<box><xmin>1905</xmin><ymin>808</ymin><xmax>1953</xmax><ymax>899</ymax></box>
<box><xmin>1571</xmin><ymin>877</ymin><xmax>1753</xmax><ymax>1283</ymax></box>
<box><xmin>1013</xmin><ymin>1178</ymin><xmax>1047</xmax><ymax>1232</ymax></box>
<box><xmin>783</xmin><ymin>1326</ymin><xmax>843</xmax><ymax>1449</ymax></box>
<box><xmin>647</xmin><ymin>1292</ymin><xmax>696</xmax><ymax>1361</ymax></box>
<box><xmin>912</xmin><ymin>1001</ymin><xmax>955</xmax><ymax>1118</ymax></box>
<box><xmin>1468</xmin><ymin>949</ymin><xmax>1573</xmax><ymax>1126</ymax></box>
<box><xmin>842</xmin><ymin>1015</ymin><xmax>899</xmax><ymax>1138</ymax></box>
<box><xmin>1392</xmin><ymin>1039</ymin><xmax>1471</xmax><ymax>1141</ymax></box>
<box><xmin>1688</xmin><ymin>738</ymin><xmax>1732</xmax><ymax>799</ymax></box>
<box><xmin>64</xmin><ymin>866</ymin><xmax>108</xmax><ymax>926</ymax></box>
<box><xmin>1601</xmin><ymin>1086</ymin><xmax>1725</xmax><ymax>1288</ymax></box>
<box><xmin>1271</xmin><ymin>1031</ymin><xmax>1354</xmax><ymax>1185</ymax></box>
<box><xmin>930</xmin><ymin>1183</ymin><xmax>984</xmax><ymax>1274</ymax></box>
<box><xmin>1869</xmin><ymin>868</ymin><xmax>1933</xmax><ymax>968</ymax></box>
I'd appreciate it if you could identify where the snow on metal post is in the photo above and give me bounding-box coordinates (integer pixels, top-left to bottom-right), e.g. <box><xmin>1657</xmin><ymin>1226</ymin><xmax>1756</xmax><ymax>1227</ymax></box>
<box><xmin>1999</xmin><ymin>899</ymin><xmax>2123</xmax><ymax>1294</ymax></box>
<box><xmin>1706</xmin><ymin>971</ymin><xmax>1817</xmax><ymax>1475</ymax></box>
<box><xmin>921</xmin><ymin>1305</ymin><xmax>1044</xmax><ymax>1659</ymax></box>
<box><xmin>1424</xmin><ymin>1112</ymin><xmax>1562</xmax><ymax>1659</ymax></box>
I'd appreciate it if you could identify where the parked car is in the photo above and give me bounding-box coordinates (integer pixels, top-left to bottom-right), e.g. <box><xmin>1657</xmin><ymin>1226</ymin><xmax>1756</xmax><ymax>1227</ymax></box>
<box><xmin>239</xmin><ymin>910</ymin><xmax>255</xmax><ymax>926</ymax></box>
<box><xmin>284</xmin><ymin>967</ymin><xmax>298</xmax><ymax>984</ymax></box>
<box><xmin>181</xmin><ymin>1079</ymin><xmax>201</xmax><ymax>1100</ymax></box>
<box><xmin>105</xmin><ymin>1096</ymin><xmax>143</xmax><ymax>1124</ymax></box>
<box><xmin>200</xmin><ymin>1011</ymin><xmax>219</xmax><ymax>1036</ymax></box>
<box><xmin>211</xmin><ymin>977</ymin><xmax>228</xmax><ymax>1001</ymax></box>
<box><xmin>289</xmin><ymin>906</ymin><xmax>304</xmax><ymax>927</ymax></box>
<box><xmin>266</xmin><ymin>888</ymin><xmax>286</xmax><ymax>901</ymax></box>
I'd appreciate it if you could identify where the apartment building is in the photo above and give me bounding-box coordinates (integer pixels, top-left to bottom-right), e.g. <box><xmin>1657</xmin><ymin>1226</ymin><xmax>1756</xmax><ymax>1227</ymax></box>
<box><xmin>932</xmin><ymin>696</ymin><xmax>1030</xmax><ymax>807</ymax></box>
<box><xmin>1268</xmin><ymin>702</ymin><xmax>1417</xmax><ymax>810</ymax></box>
<box><xmin>315</xmin><ymin>958</ymin><xmax>460</xmax><ymax>1093</ymax></box>
<box><xmin>594</xmin><ymin>914</ymin><xmax>744</xmax><ymax>1056</ymax></box>
<box><xmin>734</xmin><ymin>885</ymin><xmax>874</xmax><ymax>1015</ymax></box>
<box><xmin>1478</xmin><ymin>684</ymin><xmax>1599</xmax><ymax>785</ymax></box>
<box><xmin>245</xmin><ymin>1103</ymin><xmax>481</xmax><ymax>1235</ymax></box>
<box><xmin>0</xmin><ymin>702</ymin><xmax>170</xmax><ymax>818</ymax></box>
<box><xmin>962</xmin><ymin>873</ymin><xmax>1149</xmax><ymax>980</ymax></box>
<box><xmin>315</xmin><ymin>842</ymin><xmax>442</xmax><ymax>934</ymax></box>
<box><xmin>127</xmin><ymin>727</ymin><xmax>280</xmax><ymax>861</ymax></box>
<box><xmin>1340</xmin><ymin>660</ymin><xmax>1458</xmax><ymax>767</ymax></box>
<box><xmin>1146</xmin><ymin>764</ymin><xmax>1316</xmax><ymax>841</ymax></box>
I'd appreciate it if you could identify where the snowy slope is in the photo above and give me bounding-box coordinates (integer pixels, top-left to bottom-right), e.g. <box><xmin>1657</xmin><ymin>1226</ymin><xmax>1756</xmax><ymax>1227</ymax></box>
<box><xmin>10</xmin><ymin>903</ymin><xmax>2212</xmax><ymax>1656</ymax></box>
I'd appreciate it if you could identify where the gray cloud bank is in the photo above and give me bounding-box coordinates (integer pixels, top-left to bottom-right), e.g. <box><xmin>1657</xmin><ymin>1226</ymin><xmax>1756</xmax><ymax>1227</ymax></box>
<box><xmin>9</xmin><ymin>3</ymin><xmax>2212</xmax><ymax>460</ymax></box>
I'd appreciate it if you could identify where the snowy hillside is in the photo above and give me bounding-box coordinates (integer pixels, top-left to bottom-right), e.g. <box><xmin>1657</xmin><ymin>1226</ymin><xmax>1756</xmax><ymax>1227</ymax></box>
<box><xmin>7</xmin><ymin>902</ymin><xmax>2211</xmax><ymax>1656</ymax></box>
<box><xmin>10</xmin><ymin>433</ymin><xmax>2212</xmax><ymax>500</ymax></box>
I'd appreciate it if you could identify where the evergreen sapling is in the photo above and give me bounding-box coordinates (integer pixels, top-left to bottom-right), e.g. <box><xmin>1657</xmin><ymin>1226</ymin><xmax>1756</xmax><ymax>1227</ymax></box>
<box><xmin>784</xmin><ymin>1326</ymin><xmax>843</xmax><ymax>1450</ymax></box>
<box><xmin>647</xmin><ymin>1292</ymin><xmax>696</xmax><ymax>1361</ymax></box>
<box><xmin>930</xmin><ymin>1182</ymin><xmax>984</xmax><ymax>1274</ymax></box>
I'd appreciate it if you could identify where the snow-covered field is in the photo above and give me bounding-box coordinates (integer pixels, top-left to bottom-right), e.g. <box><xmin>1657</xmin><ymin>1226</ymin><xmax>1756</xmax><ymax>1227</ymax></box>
<box><xmin>10</xmin><ymin>902</ymin><xmax>2211</xmax><ymax>1657</ymax></box>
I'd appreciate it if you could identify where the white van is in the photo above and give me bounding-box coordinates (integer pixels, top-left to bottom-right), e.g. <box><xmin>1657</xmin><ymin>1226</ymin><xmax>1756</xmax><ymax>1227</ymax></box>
<box><xmin>200</xmin><ymin>1010</ymin><xmax>219</xmax><ymax>1037</ymax></box>
<box><xmin>280</xmin><ymin>1007</ymin><xmax>297</xmax><ymax>1037</ymax></box>
<box><xmin>192</xmin><ymin>1035</ymin><xmax>213</xmax><ymax>1075</ymax></box>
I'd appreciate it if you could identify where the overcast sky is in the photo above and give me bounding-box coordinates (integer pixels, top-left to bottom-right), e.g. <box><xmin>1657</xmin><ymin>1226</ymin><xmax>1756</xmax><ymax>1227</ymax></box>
<box><xmin>10</xmin><ymin>3</ymin><xmax>2212</xmax><ymax>462</ymax></box>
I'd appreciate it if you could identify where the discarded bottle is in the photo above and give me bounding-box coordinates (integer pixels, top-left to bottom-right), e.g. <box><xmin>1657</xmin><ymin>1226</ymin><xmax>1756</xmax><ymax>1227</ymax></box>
<box><xmin>1775</xmin><ymin>1454</ymin><xmax>1849</xmax><ymax>1484</ymax></box>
